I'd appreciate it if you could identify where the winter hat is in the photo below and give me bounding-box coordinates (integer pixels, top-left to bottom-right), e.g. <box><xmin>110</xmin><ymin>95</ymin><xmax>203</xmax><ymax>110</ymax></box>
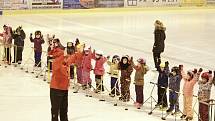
<box><xmin>154</xmin><ymin>20</ymin><xmax>166</xmax><ymax>31</ymax></box>
<box><xmin>201</xmin><ymin>72</ymin><xmax>209</xmax><ymax>81</ymax></box>
<box><xmin>96</xmin><ymin>50</ymin><xmax>103</xmax><ymax>56</ymax></box>
<box><xmin>171</xmin><ymin>66</ymin><xmax>180</xmax><ymax>74</ymax></box>
<box><xmin>67</xmin><ymin>42</ymin><xmax>73</xmax><ymax>47</ymax></box>
<box><xmin>35</xmin><ymin>30</ymin><xmax>41</xmax><ymax>35</ymax></box>
<box><xmin>187</xmin><ymin>70</ymin><xmax>194</xmax><ymax>79</ymax></box>
<box><xmin>112</xmin><ymin>55</ymin><xmax>120</xmax><ymax>62</ymax></box>
<box><xmin>160</xmin><ymin>63</ymin><xmax>165</xmax><ymax>68</ymax></box>
<box><xmin>137</xmin><ymin>58</ymin><xmax>146</xmax><ymax>64</ymax></box>
<box><xmin>120</xmin><ymin>56</ymin><xmax>129</xmax><ymax>70</ymax></box>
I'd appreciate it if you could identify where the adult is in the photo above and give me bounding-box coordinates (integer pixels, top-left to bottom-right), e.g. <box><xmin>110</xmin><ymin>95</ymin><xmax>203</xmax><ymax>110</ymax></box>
<box><xmin>48</xmin><ymin>39</ymin><xmax>73</xmax><ymax>121</ymax></box>
<box><xmin>152</xmin><ymin>20</ymin><xmax>166</xmax><ymax>70</ymax></box>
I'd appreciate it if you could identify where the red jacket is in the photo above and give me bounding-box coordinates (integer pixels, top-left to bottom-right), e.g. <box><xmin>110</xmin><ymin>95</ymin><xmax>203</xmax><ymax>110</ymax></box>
<box><xmin>93</xmin><ymin>52</ymin><xmax>107</xmax><ymax>75</ymax></box>
<box><xmin>73</xmin><ymin>52</ymin><xmax>83</xmax><ymax>68</ymax></box>
<box><xmin>48</xmin><ymin>47</ymin><xmax>74</xmax><ymax>90</ymax></box>
<box><xmin>82</xmin><ymin>50</ymin><xmax>93</xmax><ymax>72</ymax></box>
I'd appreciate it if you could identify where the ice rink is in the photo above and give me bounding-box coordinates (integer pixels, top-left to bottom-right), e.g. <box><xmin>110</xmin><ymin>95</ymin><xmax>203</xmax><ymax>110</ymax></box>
<box><xmin>0</xmin><ymin>8</ymin><xmax>215</xmax><ymax>121</ymax></box>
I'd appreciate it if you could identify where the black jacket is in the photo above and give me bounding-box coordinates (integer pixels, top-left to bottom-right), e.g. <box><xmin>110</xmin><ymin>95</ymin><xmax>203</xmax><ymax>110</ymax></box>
<box><xmin>13</xmin><ymin>30</ymin><xmax>26</xmax><ymax>47</ymax></box>
<box><xmin>153</xmin><ymin>29</ymin><xmax>166</xmax><ymax>53</ymax></box>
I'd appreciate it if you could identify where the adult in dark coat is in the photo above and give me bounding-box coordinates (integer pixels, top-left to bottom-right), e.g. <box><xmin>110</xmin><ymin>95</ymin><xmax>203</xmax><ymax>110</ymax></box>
<box><xmin>152</xmin><ymin>20</ymin><xmax>166</xmax><ymax>70</ymax></box>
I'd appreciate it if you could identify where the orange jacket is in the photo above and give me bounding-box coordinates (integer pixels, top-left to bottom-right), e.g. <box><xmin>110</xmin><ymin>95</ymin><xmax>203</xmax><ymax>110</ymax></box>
<box><xmin>48</xmin><ymin>47</ymin><xmax>75</xmax><ymax>90</ymax></box>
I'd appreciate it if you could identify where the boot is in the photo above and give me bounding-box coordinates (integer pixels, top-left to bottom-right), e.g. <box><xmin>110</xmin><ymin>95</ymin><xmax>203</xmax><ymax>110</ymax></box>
<box><xmin>180</xmin><ymin>114</ymin><xmax>186</xmax><ymax>119</ymax></box>
<box><xmin>185</xmin><ymin>116</ymin><xmax>193</xmax><ymax>121</ymax></box>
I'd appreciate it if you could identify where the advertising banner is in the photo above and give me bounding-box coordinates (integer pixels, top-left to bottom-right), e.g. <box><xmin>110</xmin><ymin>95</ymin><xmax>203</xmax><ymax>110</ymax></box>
<box><xmin>31</xmin><ymin>0</ymin><xmax>62</xmax><ymax>9</ymax></box>
<box><xmin>63</xmin><ymin>0</ymin><xmax>94</xmax><ymax>9</ymax></box>
<box><xmin>96</xmin><ymin>0</ymin><xmax>124</xmax><ymax>7</ymax></box>
<box><xmin>1</xmin><ymin>0</ymin><xmax>28</xmax><ymax>9</ymax></box>
<box><xmin>125</xmin><ymin>0</ymin><xmax>179</xmax><ymax>7</ymax></box>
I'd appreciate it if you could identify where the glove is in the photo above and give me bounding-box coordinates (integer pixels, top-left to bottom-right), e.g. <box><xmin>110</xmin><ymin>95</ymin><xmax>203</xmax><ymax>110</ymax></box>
<box><xmin>165</xmin><ymin>61</ymin><xmax>169</xmax><ymax>67</ymax></box>
<box><xmin>130</xmin><ymin>56</ymin><xmax>133</xmax><ymax>61</ymax></box>
<box><xmin>179</xmin><ymin>65</ymin><xmax>183</xmax><ymax>71</ymax></box>
<box><xmin>198</xmin><ymin>68</ymin><xmax>203</xmax><ymax>73</ymax></box>
<box><xmin>30</xmin><ymin>33</ymin><xmax>33</xmax><ymax>37</ymax></box>
<box><xmin>193</xmin><ymin>68</ymin><xmax>197</xmax><ymax>74</ymax></box>
<box><xmin>107</xmin><ymin>55</ymin><xmax>110</xmax><ymax>59</ymax></box>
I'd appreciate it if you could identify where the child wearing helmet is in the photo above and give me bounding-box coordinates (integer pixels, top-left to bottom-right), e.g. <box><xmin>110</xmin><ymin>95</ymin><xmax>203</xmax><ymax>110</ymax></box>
<box><xmin>107</xmin><ymin>55</ymin><xmax>120</xmax><ymax>97</ymax></box>
<box><xmin>0</xmin><ymin>25</ymin><xmax>13</xmax><ymax>64</ymax></box>
<box><xmin>131</xmin><ymin>57</ymin><xmax>149</xmax><ymax>109</ymax></box>
<box><xmin>198</xmin><ymin>71</ymin><xmax>213</xmax><ymax>121</ymax></box>
<box><xmin>180</xmin><ymin>68</ymin><xmax>202</xmax><ymax>120</ymax></box>
<box><xmin>66</xmin><ymin>42</ymin><xmax>75</xmax><ymax>79</ymax></box>
<box><xmin>72</xmin><ymin>43</ymin><xmax>84</xmax><ymax>93</ymax></box>
<box><xmin>118</xmin><ymin>56</ymin><xmax>133</xmax><ymax>102</ymax></box>
<box><xmin>166</xmin><ymin>66</ymin><xmax>182</xmax><ymax>114</ymax></box>
<box><xmin>46</xmin><ymin>34</ymin><xmax>55</xmax><ymax>71</ymax></box>
<box><xmin>155</xmin><ymin>61</ymin><xmax>169</xmax><ymax>109</ymax></box>
<box><xmin>92</xmin><ymin>50</ymin><xmax>107</xmax><ymax>93</ymax></box>
<box><xmin>12</xmin><ymin>26</ymin><xmax>26</xmax><ymax>64</ymax></box>
<box><xmin>30</xmin><ymin>30</ymin><xmax>45</xmax><ymax>67</ymax></box>
<box><xmin>81</xmin><ymin>46</ymin><xmax>93</xmax><ymax>90</ymax></box>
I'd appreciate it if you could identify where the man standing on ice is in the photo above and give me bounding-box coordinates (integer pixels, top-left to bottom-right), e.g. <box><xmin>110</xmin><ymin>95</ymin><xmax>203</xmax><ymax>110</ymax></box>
<box><xmin>152</xmin><ymin>20</ymin><xmax>166</xmax><ymax>71</ymax></box>
<box><xmin>48</xmin><ymin>39</ymin><xmax>76</xmax><ymax>121</ymax></box>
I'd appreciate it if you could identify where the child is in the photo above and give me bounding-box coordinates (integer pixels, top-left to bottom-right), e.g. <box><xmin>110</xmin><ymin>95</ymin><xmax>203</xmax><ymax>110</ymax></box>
<box><xmin>118</xmin><ymin>56</ymin><xmax>133</xmax><ymax>102</ymax></box>
<box><xmin>92</xmin><ymin>50</ymin><xmax>107</xmax><ymax>93</ymax></box>
<box><xmin>107</xmin><ymin>55</ymin><xmax>120</xmax><ymax>97</ymax></box>
<box><xmin>46</xmin><ymin>34</ymin><xmax>55</xmax><ymax>71</ymax></box>
<box><xmin>155</xmin><ymin>62</ymin><xmax>169</xmax><ymax>109</ymax></box>
<box><xmin>66</xmin><ymin>42</ymin><xmax>75</xmax><ymax>79</ymax></box>
<box><xmin>81</xmin><ymin>46</ymin><xmax>93</xmax><ymax>89</ymax></box>
<box><xmin>198</xmin><ymin>71</ymin><xmax>213</xmax><ymax>121</ymax></box>
<box><xmin>12</xmin><ymin>26</ymin><xmax>26</xmax><ymax>64</ymax></box>
<box><xmin>180</xmin><ymin>68</ymin><xmax>202</xmax><ymax>120</ymax></box>
<box><xmin>30</xmin><ymin>31</ymin><xmax>45</xmax><ymax>67</ymax></box>
<box><xmin>0</xmin><ymin>25</ymin><xmax>13</xmax><ymax>64</ymax></box>
<box><xmin>72</xmin><ymin>43</ymin><xmax>84</xmax><ymax>93</ymax></box>
<box><xmin>132</xmin><ymin>57</ymin><xmax>149</xmax><ymax>109</ymax></box>
<box><xmin>166</xmin><ymin>66</ymin><xmax>182</xmax><ymax>114</ymax></box>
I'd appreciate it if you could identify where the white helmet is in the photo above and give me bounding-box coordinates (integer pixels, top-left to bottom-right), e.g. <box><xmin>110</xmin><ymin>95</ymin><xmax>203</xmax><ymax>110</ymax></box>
<box><xmin>84</xmin><ymin>45</ymin><xmax>91</xmax><ymax>51</ymax></box>
<box><xmin>96</xmin><ymin>50</ymin><xmax>103</xmax><ymax>56</ymax></box>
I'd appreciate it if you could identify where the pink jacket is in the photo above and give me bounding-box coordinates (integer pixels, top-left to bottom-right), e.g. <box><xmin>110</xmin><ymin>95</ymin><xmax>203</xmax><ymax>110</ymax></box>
<box><xmin>182</xmin><ymin>71</ymin><xmax>200</xmax><ymax>96</ymax></box>
<box><xmin>82</xmin><ymin>50</ymin><xmax>93</xmax><ymax>72</ymax></box>
<box><xmin>93</xmin><ymin>52</ymin><xmax>107</xmax><ymax>76</ymax></box>
<box><xmin>1</xmin><ymin>27</ymin><xmax>12</xmax><ymax>46</ymax></box>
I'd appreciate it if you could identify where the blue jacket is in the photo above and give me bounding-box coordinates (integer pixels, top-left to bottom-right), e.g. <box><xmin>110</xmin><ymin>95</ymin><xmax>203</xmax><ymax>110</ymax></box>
<box><xmin>169</xmin><ymin>74</ymin><xmax>181</xmax><ymax>92</ymax></box>
<box><xmin>157</xmin><ymin>67</ymin><xmax>169</xmax><ymax>88</ymax></box>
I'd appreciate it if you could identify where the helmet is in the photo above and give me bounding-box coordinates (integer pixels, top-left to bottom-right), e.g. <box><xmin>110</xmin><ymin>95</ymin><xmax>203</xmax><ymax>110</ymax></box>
<box><xmin>35</xmin><ymin>30</ymin><xmax>41</xmax><ymax>35</ymax></box>
<box><xmin>201</xmin><ymin>72</ymin><xmax>209</xmax><ymax>80</ymax></box>
<box><xmin>76</xmin><ymin>44</ymin><xmax>82</xmax><ymax>49</ymax></box>
<box><xmin>96</xmin><ymin>50</ymin><xmax>103</xmax><ymax>56</ymax></box>
<box><xmin>112</xmin><ymin>55</ymin><xmax>120</xmax><ymax>61</ymax></box>
<box><xmin>171</xmin><ymin>66</ymin><xmax>180</xmax><ymax>74</ymax></box>
<box><xmin>84</xmin><ymin>45</ymin><xmax>91</xmax><ymax>51</ymax></box>
<box><xmin>137</xmin><ymin>58</ymin><xmax>146</xmax><ymax>64</ymax></box>
<box><xmin>187</xmin><ymin>70</ymin><xmax>194</xmax><ymax>79</ymax></box>
<box><xmin>160</xmin><ymin>63</ymin><xmax>165</xmax><ymax>68</ymax></box>
<box><xmin>67</xmin><ymin>42</ymin><xmax>73</xmax><ymax>47</ymax></box>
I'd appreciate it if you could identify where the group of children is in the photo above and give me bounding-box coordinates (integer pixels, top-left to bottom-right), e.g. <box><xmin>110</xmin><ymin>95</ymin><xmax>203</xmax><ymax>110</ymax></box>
<box><xmin>1</xmin><ymin>26</ymin><xmax>215</xmax><ymax>121</ymax></box>
<box><xmin>155</xmin><ymin>62</ymin><xmax>215</xmax><ymax>121</ymax></box>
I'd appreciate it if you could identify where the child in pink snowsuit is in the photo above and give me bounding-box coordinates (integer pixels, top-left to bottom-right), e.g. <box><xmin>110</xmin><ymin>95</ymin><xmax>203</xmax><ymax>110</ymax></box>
<box><xmin>181</xmin><ymin>68</ymin><xmax>202</xmax><ymax>120</ymax></box>
<box><xmin>81</xmin><ymin>46</ymin><xmax>93</xmax><ymax>89</ymax></box>
<box><xmin>93</xmin><ymin>50</ymin><xmax>107</xmax><ymax>93</ymax></box>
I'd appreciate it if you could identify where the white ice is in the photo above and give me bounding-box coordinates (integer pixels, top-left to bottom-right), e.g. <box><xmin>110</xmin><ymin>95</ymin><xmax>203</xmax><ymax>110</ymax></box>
<box><xmin>0</xmin><ymin>9</ymin><xmax>215</xmax><ymax>121</ymax></box>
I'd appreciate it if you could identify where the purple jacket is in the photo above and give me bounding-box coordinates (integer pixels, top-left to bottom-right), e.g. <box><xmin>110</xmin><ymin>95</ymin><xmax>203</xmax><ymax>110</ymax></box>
<box><xmin>30</xmin><ymin>37</ymin><xmax>45</xmax><ymax>52</ymax></box>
